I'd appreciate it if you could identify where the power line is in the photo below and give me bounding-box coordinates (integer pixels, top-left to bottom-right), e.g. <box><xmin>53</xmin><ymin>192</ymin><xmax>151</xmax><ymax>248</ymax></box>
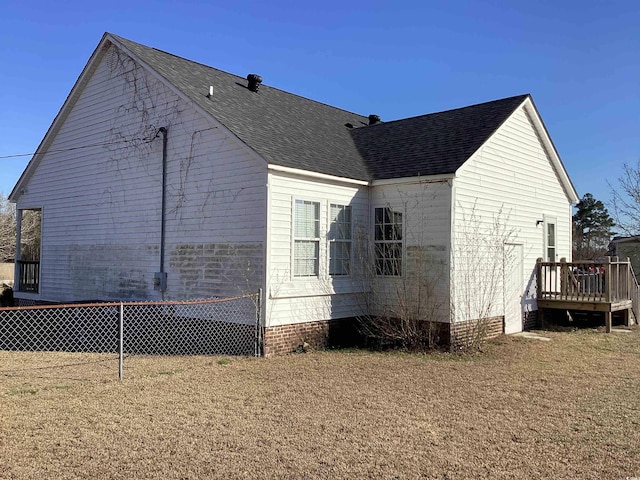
<box><xmin>0</xmin><ymin>138</ymin><xmax>150</xmax><ymax>160</ymax></box>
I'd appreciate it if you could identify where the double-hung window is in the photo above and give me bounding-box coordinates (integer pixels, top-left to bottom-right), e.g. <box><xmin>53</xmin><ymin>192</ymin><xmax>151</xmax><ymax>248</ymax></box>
<box><xmin>294</xmin><ymin>200</ymin><xmax>320</xmax><ymax>277</ymax></box>
<box><xmin>328</xmin><ymin>204</ymin><xmax>352</xmax><ymax>276</ymax></box>
<box><xmin>374</xmin><ymin>207</ymin><xmax>403</xmax><ymax>276</ymax></box>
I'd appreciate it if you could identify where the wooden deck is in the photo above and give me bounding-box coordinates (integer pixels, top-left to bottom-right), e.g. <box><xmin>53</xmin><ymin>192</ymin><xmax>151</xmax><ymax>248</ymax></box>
<box><xmin>536</xmin><ymin>257</ymin><xmax>640</xmax><ymax>332</ymax></box>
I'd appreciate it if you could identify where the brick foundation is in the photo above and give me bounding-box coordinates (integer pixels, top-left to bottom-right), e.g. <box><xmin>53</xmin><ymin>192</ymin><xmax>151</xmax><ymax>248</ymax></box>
<box><xmin>264</xmin><ymin>315</ymin><xmax>508</xmax><ymax>355</ymax></box>
<box><xmin>263</xmin><ymin>318</ymin><xmax>361</xmax><ymax>356</ymax></box>
<box><xmin>449</xmin><ymin>316</ymin><xmax>504</xmax><ymax>347</ymax></box>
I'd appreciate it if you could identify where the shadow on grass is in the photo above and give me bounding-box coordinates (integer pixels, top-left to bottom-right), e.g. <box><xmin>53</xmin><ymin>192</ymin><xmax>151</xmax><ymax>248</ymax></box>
<box><xmin>539</xmin><ymin>308</ymin><xmax>630</xmax><ymax>333</ymax></box>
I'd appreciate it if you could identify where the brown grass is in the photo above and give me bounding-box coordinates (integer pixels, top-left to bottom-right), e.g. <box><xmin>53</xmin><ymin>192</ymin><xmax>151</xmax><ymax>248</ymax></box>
<box><xmin>1</xmin><ymin>327</ymin><xmax>639</xmax><ymax>479</ymax></box>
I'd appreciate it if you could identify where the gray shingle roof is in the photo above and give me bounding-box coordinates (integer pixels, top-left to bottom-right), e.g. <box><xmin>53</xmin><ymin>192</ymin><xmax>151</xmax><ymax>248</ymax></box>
<box><xmin>350</xmin><ymin>94</ymin><xmax>529</xmax><ymax>180</ymax></box>
<box><xmin>111</xmin><ymin>34</ymin><xmax>372</xmax><ymax>181</ymax></box>
<box><xmin>111</xmin><ymin>34</ymin><xmax>528</xmax><ymax>182</ymax></box>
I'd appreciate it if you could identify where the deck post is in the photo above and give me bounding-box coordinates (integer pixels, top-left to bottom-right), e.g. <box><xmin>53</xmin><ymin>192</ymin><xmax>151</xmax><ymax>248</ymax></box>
<box><xmin>604</xmin><ymin>256</ymin><xmax>612</xmax><ymax>303</ymax></box>
<box><xmin>536</xmin><ymin>258</ymin><xmax>544</xmax><ymax>327</ymax></box>
<box><xmin>626</xmin><ymin>257</ymin><xmax>634</xmax><ymax>299</ymax></box>
<box><xmin>536</xmin><ymin>257</ymin><xmax>543</xmax><ymax>298</ymax></box>
<box><xmin>560</xmin><ymin>258</ymin><xmax>568</xmax><ymax>298</ymax></box>
<box><xmin>605</xmin><ymin>311</ymin><xmax>612</xmax><ymax>333</ymax></box>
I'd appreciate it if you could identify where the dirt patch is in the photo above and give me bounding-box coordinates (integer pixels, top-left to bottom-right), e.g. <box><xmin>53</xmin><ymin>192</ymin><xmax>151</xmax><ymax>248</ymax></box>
<box><xmin>1</xmin><ymin>328</ymin><xmax>639</xmax><ymax>479</ymax></box>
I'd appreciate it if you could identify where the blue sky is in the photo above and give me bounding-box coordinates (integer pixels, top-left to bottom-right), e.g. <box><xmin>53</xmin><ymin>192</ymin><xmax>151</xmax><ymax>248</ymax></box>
<box><xmin>1</xmin><ymin>0</ymin><xmax>638</xmax><ymax>209</ymax></box>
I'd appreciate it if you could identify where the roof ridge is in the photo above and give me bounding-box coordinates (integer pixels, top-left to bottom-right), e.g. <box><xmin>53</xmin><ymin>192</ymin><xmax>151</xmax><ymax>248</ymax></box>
<box><xmin>104</xmin><ymin>32</ymin><xmax>536</xmax><ymax>183</ymax></box>
<box><xmin>108</xmin><ymin>32</ymin><xmax>368</xmax><ymax>121</ymax></box>
<box><xmin>361</xmin><ymin>94</ymin><xmax>530</xmax><ymax>128</ymax></box>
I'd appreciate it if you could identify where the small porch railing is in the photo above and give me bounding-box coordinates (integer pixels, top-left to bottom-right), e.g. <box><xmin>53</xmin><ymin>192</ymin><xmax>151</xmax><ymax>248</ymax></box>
<box><xmin>17</xmin><ymin>260</ymin><xmax>40</xmax><ymax>293</ymax></box>
<box><xmin>629</xmin><ymin>262</ymin><xmax>640</xmax><ymax>323</ymax></box>
<box><xmin>536</xmin><ymin>257</ymin><xmax>639</xmax><ymax>308</ymax></box>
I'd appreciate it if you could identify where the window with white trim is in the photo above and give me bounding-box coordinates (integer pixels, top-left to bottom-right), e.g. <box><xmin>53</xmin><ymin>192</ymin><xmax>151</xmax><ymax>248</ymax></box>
<box><xmin>545</xmin><ymin>217</ymin><xmax>557</xmax><ymax>262</ymax></box>
<box><xmin>374</xmin><ymin>207</ymin><xmax>403</xmax><ymax>276</ymax></box>
<box><xmin>328</xmin><ymin>204</ymin><xmax>352</xmax><ymax>276</ymax></box>
<box><xmin>294</xmin><ymin>199</ymin><xmax>320</xmax><ymax>277</ymax></box>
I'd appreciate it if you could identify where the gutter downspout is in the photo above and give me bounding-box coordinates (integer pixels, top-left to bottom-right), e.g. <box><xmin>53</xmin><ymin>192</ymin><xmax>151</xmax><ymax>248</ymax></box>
<box><xmin>153</xmin><ymin>127</ymin><xmax>168</xmax><ymax>297</ymax></box>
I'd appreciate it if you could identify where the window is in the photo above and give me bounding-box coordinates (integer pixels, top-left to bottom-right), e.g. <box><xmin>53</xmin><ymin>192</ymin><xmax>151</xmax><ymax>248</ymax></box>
<box><xmin>328</xmin><ymin>204</ymin><xmax>352</xmax><ymax>276</ymax></box>
<box><xmin>294</xmin><ymin>200</ymin><xmax>320</xmax><ymax>277</ymax></box>
<box><xmin>374</xmin><ymin>207</ymin><xmax>403</xmax><ymax>276</ymax></box>
<box><xmin>543</xmin><ymin>216</ymin><xmax>557</xmax><ymax>262</ymax></box>
<box><xmin>546</xmin><ymin>221</ymin><xmax>556</xmax><ymax>262</ymax></box>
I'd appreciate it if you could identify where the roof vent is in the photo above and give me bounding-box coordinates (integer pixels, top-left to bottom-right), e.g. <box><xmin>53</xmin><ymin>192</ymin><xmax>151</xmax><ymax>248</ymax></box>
<box><xmin>247</xmin><ymin>74</ymin><xmax>262</xmax><ymax>92</ymax></box>
<box><xmin>368</xmin><ymin>114</ymin><xmax>381</xmax><ymax>125</ymax></box>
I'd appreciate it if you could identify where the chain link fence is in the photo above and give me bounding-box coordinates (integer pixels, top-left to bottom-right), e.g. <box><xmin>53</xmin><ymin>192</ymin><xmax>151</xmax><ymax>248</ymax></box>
<box><xmin>0</xmin><ymin>293</ymin><xmax>261</xmax><ymax>379</ymax></box>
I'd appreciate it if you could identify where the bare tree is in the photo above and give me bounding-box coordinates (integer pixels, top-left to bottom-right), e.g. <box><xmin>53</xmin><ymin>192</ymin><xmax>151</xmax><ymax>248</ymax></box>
<box><xmin>19</xmin><ymin>210</ymin><xmax>42</xmax><ymax>261</ymax></box>
<box><xmin>0</xmin><ymin>192</ymin><xmax>16</xmax><ymax>263</ymax></box>
<box><xmin>0</xmin><ymin>192</ymin><xmax>41</xmax><ymax>263</ymax></box>
<box><xmin>610</xmin><ymin>159</ymin><xmax>640</xmax><ymax>235</ymax></box>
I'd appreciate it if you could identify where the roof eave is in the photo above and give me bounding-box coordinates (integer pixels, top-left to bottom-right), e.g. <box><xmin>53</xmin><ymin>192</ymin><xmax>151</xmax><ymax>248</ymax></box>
<box><xmin>268</xmin><ymin>164</ymin><xmax>369</xmax><ymax>185</ymax></box>
<box><xmin>371</xmin><ymin>173</ymin><xmax>455</xmax><ymax>186</ymax></box>
<box><xmin>455</xmin><ymin>95</ymin><xmax>579</xmax><ymax>205</ymax></box>
<box><xmin>454</xmin><ymin>95</ymin><xmax>532</xmax><ymax>179</ymax></box>
<box><xmin>522</xmin><ymin>96</ymin><xmax>580</xmax><ymax>204</ymax></box>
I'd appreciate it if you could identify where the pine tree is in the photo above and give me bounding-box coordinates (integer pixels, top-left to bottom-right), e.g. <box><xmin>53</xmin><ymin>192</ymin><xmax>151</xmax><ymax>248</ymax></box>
<box><xmin>572</xmin><ymin>193</ymin><xmax>615</xmax><ymax>260</ymax></box>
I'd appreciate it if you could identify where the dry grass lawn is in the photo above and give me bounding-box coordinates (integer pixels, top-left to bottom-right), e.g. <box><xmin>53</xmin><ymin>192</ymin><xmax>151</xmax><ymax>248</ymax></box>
<box><xmin>1</xmin><ymin>327</ymin><xmax>639</xmax><ymax>479</ymax></box>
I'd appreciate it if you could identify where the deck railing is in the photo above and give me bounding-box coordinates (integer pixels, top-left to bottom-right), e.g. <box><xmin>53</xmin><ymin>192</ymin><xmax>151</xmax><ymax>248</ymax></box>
<box><xmin>17</xmin><ymin>260</ymin><xmax>40</xmax><ymax>293</ymax></box>
<box><xmin>628</xmin><ymin>262</ymin><xmax>640</xmax><ymax>323</ymax></box>
<box><xmin>536</xmin><ymin>257</ymin><xmax>637</xmax><ymax>305</ymax></box>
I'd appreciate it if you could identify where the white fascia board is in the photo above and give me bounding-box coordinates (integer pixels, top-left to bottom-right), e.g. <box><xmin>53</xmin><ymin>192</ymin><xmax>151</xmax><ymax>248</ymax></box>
<box><xmin>456</xmin><ymin>95</ymin><xmax>579</xmax><ymax>206</ymax></box>
<box><xmin>521</xmin><ymin>97</ymin><xmax>580</xmax><ymax>204</ymax></box>
<box><xmin>267</xmin><ymin>164</ymin><xmax>369</xmax><ymax>186</ymax></box>
<box><xmin>9</xmin><ymin>33</ymin><xmax>112</xmax><ymax>202</ymax></box>
<box><xmin>371</xmin><ymin>174</ymin><xmax>454</xmax><ymax>187</ymax></box>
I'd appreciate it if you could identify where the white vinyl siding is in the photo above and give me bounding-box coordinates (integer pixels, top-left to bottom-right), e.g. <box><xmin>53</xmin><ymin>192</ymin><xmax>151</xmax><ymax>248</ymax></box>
<box><xmin>369</xmin><ymin>181</ymin><xmax>452</xmax><ymax>322</ymax></box>
<box><xmin>14</xmin><ymin>44</ymin><xmax>267</xmax><ymax>302</ymax></box>
<box><xmin>452</xmin><ymin>104</ymin><xmax>574</xmax><ymax>326</ymax></box>
<box><xmin>267</xmin><ymin>172</ymin><xmax>368</xmax><ymax>327</ymax></box>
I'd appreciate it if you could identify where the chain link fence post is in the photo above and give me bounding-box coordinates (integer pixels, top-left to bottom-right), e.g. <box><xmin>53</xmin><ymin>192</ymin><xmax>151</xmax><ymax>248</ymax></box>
<box><xmin>256</xmin><ymin>288</ymin><xmax>262</xmax><ymax>357</ymax></box>
<box><xmin>118</xmin><ymin>302</ymin><xmax>124</xmax><ymax>381</ymax></box>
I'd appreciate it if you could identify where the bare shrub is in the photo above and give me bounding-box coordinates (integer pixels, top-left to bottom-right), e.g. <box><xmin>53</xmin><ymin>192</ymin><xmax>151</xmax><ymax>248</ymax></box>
<box><xmin>357</xmin><ymin>243</ymin><xmax>447</xmax><ymax>351</ymax></box>
<box><xmin>354</xmin><ymin>186</ymin><xmax>449</xmax><ymax>351</ymax></box>
<box><xmin>451</xmin><ymin>203</ymin><xmax>515</xmax><ymax>351</ymax></box>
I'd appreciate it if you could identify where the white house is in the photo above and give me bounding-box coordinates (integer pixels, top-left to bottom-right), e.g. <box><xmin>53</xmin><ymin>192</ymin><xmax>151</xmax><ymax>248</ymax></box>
<box><xmin>10</xmin><ymin>33</ymin><xmax>578</xmax><ymax>354</ymax></box>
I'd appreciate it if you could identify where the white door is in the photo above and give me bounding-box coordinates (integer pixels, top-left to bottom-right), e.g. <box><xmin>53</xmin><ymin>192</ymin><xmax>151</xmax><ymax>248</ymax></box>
<box><xmin>504</xmin><ymin>243</ymin><xmax>524</xmax><ymax>334</ymax></box>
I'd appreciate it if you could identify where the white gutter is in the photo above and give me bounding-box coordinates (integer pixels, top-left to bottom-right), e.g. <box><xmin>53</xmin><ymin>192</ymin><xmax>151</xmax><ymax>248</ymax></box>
<box><xmin>371</xmin><ymin>174</ymin><xmax>455</xmax><ymax>186</ymax></box>
<box><xmin>267</xmin><ymin>164</ymin><xmax>369</xmax><ymax>186</ymax></box>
